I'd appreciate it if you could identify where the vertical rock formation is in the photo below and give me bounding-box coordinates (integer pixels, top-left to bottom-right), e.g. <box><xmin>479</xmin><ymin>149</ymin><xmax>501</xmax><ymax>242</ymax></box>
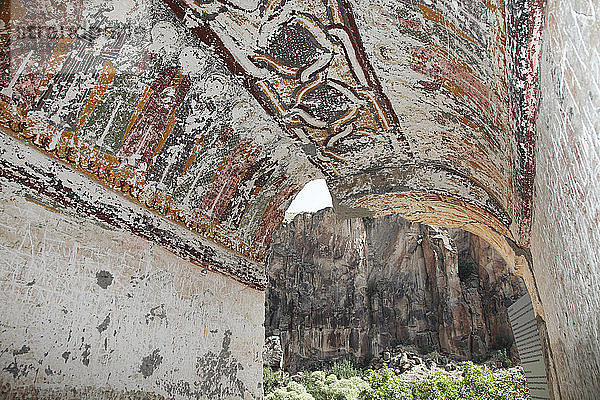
<box><xmin>266</xmin><ymin>209</ymin><xmax>526</xmax><ymax>371</ymax></box>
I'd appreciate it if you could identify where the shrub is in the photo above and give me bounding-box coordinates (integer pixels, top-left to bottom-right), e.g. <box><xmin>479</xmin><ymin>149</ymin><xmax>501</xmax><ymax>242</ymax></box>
<box><xmin>327</xmin><ymin>376</ymin><xmax>370</xmax><ymax>400</ymax></box>
<box><xmin>424</xmin><ymin>351</ymin><xmax>440</xmax><ymax>363</ymax></box>
<box><xmin>264</xmin><ymin>366</ymin><xmax>288</xmax><ymax>396</ymax></box>
<box><xmin>267</xmin><ymin>370</ymin><xmax>368</xmax><ymax>400</ymax></box>
<box><xmin>330</xmin><ymin>360</ymin><xmax>362</xmax><ymax>379</ymax></box>
<box><xmin>301</xmin><ymin>371</ymin><xmax>328</xmax><ymax>400</ymax></box>
<box><xmin>411</xmin><ymin>372</ymin><xmax>460</xmax><ymax>400</ymax></box>
<box><xmin>412</xmin><ymin>362</ymin><xmax>530</xmax><ymax>400</ymax></box>
<box><xmin>361</xmin><ymin>364</ymin><xmax>413</xmax><ymax>400</ymax></box>
<box><xmin>302</xmin><ymin>371</ymin><xmax>369</xmax><ymax>400</ymax></box>
<box><xmin>411</xmin><ymin>362</ymin><xmax>529</xmax><ymax>400</ymax></box>
<box><xmin>497</xmin><ymin>348</ymin><xmax>513</xmax><ymax>368</ymax></box>
<box><xmin>266</xmin><ymin>381</ymin><xmax>315</xmax><ymax>400</ymax></box>
<box><xmin>458</xmin><ymin>361</ymin><xmax>529</xmax><ymax>400</ymax></box>
<box><xmin>265</xmin><ymin>360</ymin><xmax>530</xmax><ymax>400</ymax></box>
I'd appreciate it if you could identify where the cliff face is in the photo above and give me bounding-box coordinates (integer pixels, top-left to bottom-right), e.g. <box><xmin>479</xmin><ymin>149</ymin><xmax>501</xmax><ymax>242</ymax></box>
<box><xmin>265</xmin><ymin>209</ymin><xmax>526</xmax><ymax>371</ymax></box>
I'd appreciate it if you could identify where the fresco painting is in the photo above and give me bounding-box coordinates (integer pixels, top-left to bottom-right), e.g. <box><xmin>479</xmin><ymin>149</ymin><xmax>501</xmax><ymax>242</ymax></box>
<box><xmin>0</xmin><ymin>0</ymin><xmax>542</xmax><ymax>278</ymax></box>
<box><xmin>0</xmin><ymin>0</ymin><xmax>320</xmax><ymax>268</ymax></box>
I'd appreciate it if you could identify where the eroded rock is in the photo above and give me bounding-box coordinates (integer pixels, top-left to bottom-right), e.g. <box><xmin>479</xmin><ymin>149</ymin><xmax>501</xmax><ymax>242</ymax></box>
<box><xmin>266</xmin><ymin>209</ymin><xmax>527</xmax><ymax>371</ymax></box>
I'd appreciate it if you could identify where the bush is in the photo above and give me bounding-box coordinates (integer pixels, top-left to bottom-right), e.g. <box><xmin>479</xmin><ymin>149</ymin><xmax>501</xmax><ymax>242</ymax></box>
<box><xmin>411</xmin><ymin>372</ymin><xmax>460</xmax><ymax>400</ymax></box>
<box><xmin>266</xmin><ymin>370</ymin><xmax>368</xmax><ymax>400</ymax></box>
<box><xmin>266</xmin><ymin>381</ymin><xmax>315</xmax><ymax>400</ymax></box>
<box><xmin>412</xmin><ymin>362</ymin><xmax>529</xmax><ymax>400</ymax></box>
<box><xmin>361</xmin><ymin>364</ymin><xmax>413</xmax><ymax>400</ymax></box>
<box><xmin>330</xmin><ymin>360</ymin><xmax>362</xmax><ymax>379</ymax></box>
<box><xmin>264</xmin><ymin>361</ymin><xmax>530</xmax><ymax>400</ymax></box>
<box><xmin>264</xmin><ymin>366</ymin><xmax>288</xmax><ymax>396</ymax></box>
<box><xmin>458</xmin><ymin>361</ymin><xmax>529</xmax><ymax>400</ymax></box>
<box><xmin>424</xmin><ymin>351</ymin><xmax>440</xmax><ymax>363</ymax></box>
<box><xmin>497</xmin><ymin>348</ymin><xmax>513</xmax><ymax>368</ymax></box>
<box><xmin>302</xmin><ymin>371</ymin><xmax>369</xmax><ymax>400</ymax></box>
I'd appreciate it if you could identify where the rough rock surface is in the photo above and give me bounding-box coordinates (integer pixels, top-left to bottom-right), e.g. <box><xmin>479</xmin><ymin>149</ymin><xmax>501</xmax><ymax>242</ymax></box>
<box><xmin>266</xmin><ymin>209</ymin><xmax>526</xmax><ymax>371</ymax></box>
<box><xmin>263</xmin><ymin>336</ymin><xmax>284</xmax><ymax>368</ymax></box>
<box><xmin>362</xmin><ymin>344</ymin><xmax>514</xmax><ymax>378</ymax></box>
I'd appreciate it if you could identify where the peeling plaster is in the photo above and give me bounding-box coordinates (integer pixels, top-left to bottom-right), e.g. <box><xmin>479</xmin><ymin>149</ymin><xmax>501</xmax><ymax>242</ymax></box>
<box><xmin>0</xmin><ymin>189</ymin><xmax>264</xmax><ymax>399</ymax></box>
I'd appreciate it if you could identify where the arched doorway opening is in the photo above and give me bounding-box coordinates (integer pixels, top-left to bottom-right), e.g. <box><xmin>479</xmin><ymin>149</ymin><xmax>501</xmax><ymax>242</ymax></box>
<box><xmin>265</xmin><ymin>206</ymin><xmax>530</xmax><ymax>373</ymax></box>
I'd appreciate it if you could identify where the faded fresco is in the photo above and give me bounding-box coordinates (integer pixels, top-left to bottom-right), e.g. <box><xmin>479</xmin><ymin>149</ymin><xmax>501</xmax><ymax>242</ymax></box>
<box><xmin>0</xmin><ymin>0</ymin><xmax>321</xmax><ymax>268</ymax></box>
<box><xmin>0</xmin><ymin>0</ymin><xmax>543</xmax><ymax>275</ymax></box>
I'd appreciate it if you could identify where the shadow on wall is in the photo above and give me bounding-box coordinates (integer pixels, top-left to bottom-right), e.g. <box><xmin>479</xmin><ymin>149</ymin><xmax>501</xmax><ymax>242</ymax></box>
<box><xmin>265</xmin><ymin>208</ymin><xmax>527</xmax><ymax>372</ymax></box>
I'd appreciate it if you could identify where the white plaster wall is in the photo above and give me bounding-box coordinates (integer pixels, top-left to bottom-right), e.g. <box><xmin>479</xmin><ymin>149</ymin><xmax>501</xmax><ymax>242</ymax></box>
<box><xmin>0</xmin><ymin>194</ymin><xmax>264</xmax><ymax>399</ymax></box>
<box><xmin>531</xmin><ymin>0</ymin><xmax>600</xmax><ymax>398</ymax></box>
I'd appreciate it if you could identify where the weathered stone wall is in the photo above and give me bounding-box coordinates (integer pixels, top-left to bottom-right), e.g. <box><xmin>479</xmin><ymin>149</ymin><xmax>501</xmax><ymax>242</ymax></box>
<box><xmin>266</xmin><ymin>209</ymin><xmax>526</xmax><ymax>371</ymax></box>
<box><xmin>0</xmin><ymin>180</ymin><xmax>263</xmax><ymax>398</ymax></box>
<box><xmin>531</xmin><ymin>0</ymin><xmax>600</xmax><ymax>399</ymax></box>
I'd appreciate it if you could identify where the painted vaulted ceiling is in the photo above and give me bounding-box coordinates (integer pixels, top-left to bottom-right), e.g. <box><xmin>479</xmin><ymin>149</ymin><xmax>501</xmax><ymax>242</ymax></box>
<box><xmin>0</xmin><ymin>0</ymin><xmax>544</xmax><ymax>288</ymax></box>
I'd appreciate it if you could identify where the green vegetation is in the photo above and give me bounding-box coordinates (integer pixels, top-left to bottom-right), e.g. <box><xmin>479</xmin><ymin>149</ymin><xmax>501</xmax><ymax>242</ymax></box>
<box><xmin>267</xmin><ymin>381</ymin><xmax>316</xmax><ymax>400</ymax></box>
<box><xmin>496</xmin><ymin>348</ymin><xmax>513</xmax><ymax>368</ymax></box>
<box><xmin>473</xmin><ymin>347</ymin><xmax>513</xmax><ymax>366</ymax></box>
<box><xmin>362</xmin><ymin>365</ymin><xmax>413</xmax><ymax>400</ymax></box>
<box><xmin>264</xmin><ymin>366</ymin><xmax>289</xmax><ymax>396</ymax></box>
<box><xmin>265</xmin><ymin>371</ymin><xmax>368</xmax><ymax>400</ymax></box>
<box><xmin>300</xmin><ymin>371</ymin><xmax>369</xmax><ymax>400</ymax></box>
<box><xmin>329</xmin><ymin>360</ymin><xmax>362</xmax><ymax>380</ymax></box>
<box><xmin>264</xmin><ymin>362</ymin><xmax>530</xmax><ymax>400</ymax></box>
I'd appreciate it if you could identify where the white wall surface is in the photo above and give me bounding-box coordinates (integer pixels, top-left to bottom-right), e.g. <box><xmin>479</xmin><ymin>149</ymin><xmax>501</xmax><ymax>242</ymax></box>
<box><xmin>531</xmin><ymin>0</ymin><xmax>600</xmax><ymax>398</ymax></box>
<box><xmin>0</xmin><ymin>194</ymin><xmax>264</xmax><ymax>399</ymax></box>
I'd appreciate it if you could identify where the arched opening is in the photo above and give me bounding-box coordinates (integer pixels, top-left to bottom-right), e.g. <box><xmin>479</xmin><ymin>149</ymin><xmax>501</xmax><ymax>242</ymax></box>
<box><xmin>265</xmin><ymin>208</ymin><xmax>529</xmax><ymax>374</ymax></box>
<box><xmin>285</xmin><ymin>179</ymin><xmax>333</xmax><ymax>220</ymax></box>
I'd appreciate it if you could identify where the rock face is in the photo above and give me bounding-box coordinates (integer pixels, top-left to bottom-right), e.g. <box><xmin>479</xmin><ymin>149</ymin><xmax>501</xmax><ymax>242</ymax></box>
<box><xmin>264</xmin><ymin>336</ymin><xmax>284</xmax><ymax>368</ymax></box>
<box><xmin>266</xmin><ymin>209</ymin><xmax>527</xmax><ymax>371</ymax></box>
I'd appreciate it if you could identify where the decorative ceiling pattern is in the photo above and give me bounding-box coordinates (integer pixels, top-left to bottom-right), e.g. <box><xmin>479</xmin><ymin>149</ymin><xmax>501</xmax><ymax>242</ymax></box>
<box><xmin>0</xmin><ymin>0</ymin><xmax>543</xmax><ymax>284</ymax></box>
<box><xmin>0</xmin><ymin>0</ymin><xmax>323</xmax><ymax>267</ymax></box>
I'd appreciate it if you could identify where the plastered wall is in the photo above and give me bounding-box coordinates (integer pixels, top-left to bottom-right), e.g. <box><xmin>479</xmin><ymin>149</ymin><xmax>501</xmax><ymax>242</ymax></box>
<box><xmin>531</xmin><ymin>0</ymin><xmax>600</xmax><ymax>398</ymax></box>
<box><xmin>0</xmin><ymin>189</ymin><xmax>264</xmax><ymax>399</ymax></box>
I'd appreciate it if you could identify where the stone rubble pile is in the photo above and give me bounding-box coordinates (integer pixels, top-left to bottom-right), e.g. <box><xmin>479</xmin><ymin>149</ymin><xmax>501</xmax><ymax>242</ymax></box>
<box><xmin>274</xmin><ymin>343</ymin><xmax>526</xmax><ymax>387</ymax></box>
<box><xmin>364</xmin><ymin>346</ymin><xmax>462</xmax><ymax>380</ymax></box>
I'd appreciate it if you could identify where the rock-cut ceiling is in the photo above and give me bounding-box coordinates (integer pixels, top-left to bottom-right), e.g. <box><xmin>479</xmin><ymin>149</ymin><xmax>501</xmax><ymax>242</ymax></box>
<box><xmin>0</xmin><ymin>0</ymin><xmax>544</xmax><ymax>288</ymax></box>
